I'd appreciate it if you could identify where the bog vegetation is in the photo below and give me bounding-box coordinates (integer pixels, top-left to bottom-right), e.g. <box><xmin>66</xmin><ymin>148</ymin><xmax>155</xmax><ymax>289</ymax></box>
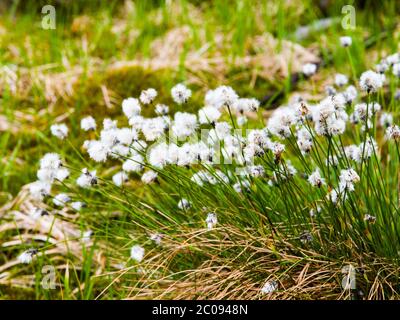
<box><xmin>1</xmin><ymin>0</ymin><xmax>400</xmax><ymax>300</ymax></box>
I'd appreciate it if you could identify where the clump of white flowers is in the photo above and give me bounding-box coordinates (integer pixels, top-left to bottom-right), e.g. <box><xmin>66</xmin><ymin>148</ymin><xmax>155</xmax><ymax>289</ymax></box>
<box><xmin>28</xmin><ymin>50</ymin><xmax>400</xmax><ymax>283</ymax></box>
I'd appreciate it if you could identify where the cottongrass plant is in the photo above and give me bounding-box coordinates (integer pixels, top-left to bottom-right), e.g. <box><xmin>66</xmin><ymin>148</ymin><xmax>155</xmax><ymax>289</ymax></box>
<box><xmin>24</xmin><ymin>50</ymin><xmax>400</xmax><ymax>299</ymax></box>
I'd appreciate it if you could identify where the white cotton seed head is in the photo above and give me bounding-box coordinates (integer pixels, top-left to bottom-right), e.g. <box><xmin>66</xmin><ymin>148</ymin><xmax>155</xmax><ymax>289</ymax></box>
<box><xmin>379</xmin><ymin>112</ymin><xmax>393</xmax><ymax>128</ymax></box>
<box><xmin>129</xmin><ymin>115</ymin><xmax>144</xmax><ymax>131</ymax></box>
<box><xmin>343</xmin><ymin>85</ymin><xmax>358</xmax><ymax>103</ymax></box>
<box><xmin>386</xmin><ymin>125</ymin><xmax>400</xmax><ymax>140</ymax></box>
<box><xmin>359</xmin><ymin>70</ymin><xmax>383</xmax><ymax>92</ymax></box>
<box><xmin>140</xmin><ymin>88</ymin><xmax>157</xmax><ymax>105</ymax></box>
<box><xmin>233</xmin><ymin>98</ymin><xmax>260</xmax><ymax>114</ymax></box>
<box><xmin>122</xmin><ymin>98</ymin><xmax>141</xmax><ymax>119</ymax></box>
<box><xmin>267</xmin><ymin>107</ymin><xmax>297</xmax><ymax>138</ymax></box>
<box><xmin>40</xmin><ymin>153</ymin><xmax>61</xmax><ymax>170</ymax></box>
<box><xmin>88</xmin><ymin>141</ymin><xmax>109</xmax><ymax>162</ymax></box>
<box><xmin>148</xmin><ymin>142</ymin><xmax>169</xmax><ymax>168</ymax></box>
<box><xmin>155</xmin><ymin>104</ymin><xmax>169</xmax><ymax>116</ymax></box>
<box><xmin>150</xmin><ymin>233</ymin><xmax>163</xmax><ymax>245</ymax></box>
<box><xmin>340</xmin><ymin>36</ymin><xmax>352</xmax><ymax>47</ymax></box>
<box><xmin>302</xmin><ymin>63</ymin><xmax>317</xmax><ymax>76</ymax></box>
<box><xmin>205</xmin><ymin>86</ymin><xmax>238</xmax><ymax>109</ymax></box>
<box><xmin>81</xmin><ymin>116</ymin><xmax>96</xmax><ymax>131</ymax></box>
<box><xmin>103</xmin><ymin>118</ymin><xmax>118</xmax><ymax>130</ymax></box>
<box><xmin>116</xmin><ymin>127</ymin><xmax>138</xmax><ymax>145</ymax></box>
<box><xmin>141</xmin><ymin>170</ymin><xmax>158</xmax><ymax>184</ymax></box>
<box><xmin>205</xmin><ymin>212</ymin><xmax>217</xmax><ymax>230</ymax></box>
<box><xmin>386</xmin><ymin>53</ymin><xmax>400</xmax><ymax>66</ymax></box>
<box><xmin>261</xmin><ymin>280</ymin><xmax>278</xmax><ymax>294</ymax></box>
<box><xmin>122</xmin><ymin>153</ymin><xmax>144</xmax><ymax>173</ymax></box>
<box><xmin>18</xmin><ymin>249</ymin><xmax>37</xmax><ymax>264</ymax></box>
<box><xmin>308</xmin><ymin>169</ymin><xmax>325</xmax><ymax>187</ymax></box>
<box><xmin>130</xmin><ymin>245</ymin><xmax>145</xmax><ymax>262</ymax></box>
<box><xmin>198</xmin><ymin>106</ymin><xmax>221</xmax><ymax>124</ymax></box>
<box><xmin>393</xmin><ymin>63</ymin><xmax>400</xmax><ymax>77</ymax></box>
<box><xmin>142</xmin><ymin>117</ymin><xmax>168</xmax><ymax>141</ymax></box>
<box><xmin>55</xmin><ymin>167</ymin><xmax>70</xmax><ymax>182</ymax></box>
<box><xmin>247</xmin><ymin>165</ymin><xmax>265</xmax><ymax>178</ymax></box>
<box><xmin>53</xmin><ymin>193</ymin><xmax>71</xmax><ymax>207</ymax></box>
<box><xmin>171</xmin><ymin>112</ymin><xmax>197</xmax><ymax>139</ymax></box>
<box><xmin>50</xmin><ymin>123</ymin><xmax>68</xmax><ymax>139</ymax></box>
<box><xmin>29</xmin><ymin>181</ymin><xmax>51</xmax><ymax>201</ymax></box>
<box><xmin>71</xmin><ymin>201</ymin><xmax>85</xmax><ymax>211</ymax></box>
<box><xmin>112</xmin><ymin>171</ymin><xmax>128</xmax><ymax>186</ymax></box>
<box><xmin>339</xmin><ymin>168</ymin><xmax>360</xmax><ymax>191</ymax></box>
<box><xmin>171</xmin><ymin>83</ymin><xmax>192</xmax><ymax>104</ymax></box>
<box><xmin>178</xmin><ymin>198</ymin><xmax>191</xmax><ymax>210</ymax></box>
<box><xmin>335</xmin><ymin>73</ymin><xmax>348</xmax><ymax>87</ymax></box>
<box><xmin>76</xmin><ymin>169</ymin><xmax>97</xmax><ymax>188</ymax></box>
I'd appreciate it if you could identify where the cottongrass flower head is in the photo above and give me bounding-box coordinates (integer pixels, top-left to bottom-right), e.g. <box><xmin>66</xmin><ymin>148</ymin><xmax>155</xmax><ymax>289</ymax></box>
<box><xmin>130</xmin><ymin>245</ymin><xmax>145</xmax><ymax>263</ymax></box>
<box><xmin>392</xmin><ymin>63</ymin><xmax>400</xmax><ymax>77</ymax></box>
<box><xmin>140</xmin><ymin>88</ymin><xmax>157</xmax><ymax>105</ymax></box>
<box><xmin>71</xmin><ymin>201</ymin><xmax>86</xmax><ymax>211</ymax></box>
<box><xmin>386</xmin><ymin>125</ymin><xmax>400</xmax><ymax>140</ymax></box>
<box><xmin>359</xmin><ymin>70</ymin><xmax>383</xmax><ymax>93</ymax></box>
<box><xmin>364</xmin><ymin>214</ymin><xmax>377</xmax><ymax>224</ymax></box>
<box><xmin>29</xmin><ymin>180</ymin><xmax>51</xmax><ymax>201</ymax></box>
<box><xmin>50</xmin><ymin>123</ymin><xmax>68</xmax><ymax>139</ymax></box>
<box><xmin>206</xmin><ymin>86</ymin><xmax>238</xmax><ymax>109</ymax></box>
<box><xmin>379</xmin><ymin>112</ymin><xmax>393</xmax><ymax>128</ymax></box>
<box><xmin>335</xmin><ymin>74</ymin><xmax>348</xmax><ymax>87</ymax></box>
<box><xmin>178</xmin><ymin>198</ymin><xmax>191</xmax><ymax>210</ymax></box>
<box><xmin>30</xmin><ymin>207</ymin><xmax>48</xmax><ymax>220</ymax></box>
<box><xmin>150</xmin><ymin>233</ymin><xmax>163</xmax><ymax>245</ymax></box>
<box><xmin>302</xmin><ymin>63</ymin><xmax>317</xmax><ymax>76</ymax></box>
<box><xmin>76</xmin><ymin>168</ymin><xmax>97</xmax><ymax>188</ymax></box>
<box><xmin>112</xmin><ymin>171</ymin><xmax>128</xmax><ymax>186</ymax></box>
<box><xmin>81</xmin><ymin>116</ymin><xmax>97</xmax><ymax>131</ymax></box>
<box><xmin>141</xmin><ymin>170</ymin><xmax>158</xmax><ymax>184</ymax></box>
<box><xmin>198</xmin><ymin>106</ymin><xmax>221</xmax><ymax>124</ymax></box>
<box><xmin>340</xmin><ymin>36</ymin><xmax>352</xmax><ymax>47</ymax></box>
<box><xmin>308</xmin><ymin>169</ymin><xmax>325</xmax><ymax>187</ymax></box>
<box><xmin>18</xmin><ymin>248</ymin><xmax>38</xmax><ymax>264</ymax></box>
<box><xmin>206</xmin><ymin>212</ymin><xmax>218</xmax><ymax>230</ymax></box>
<box><xmin>171</xmin><ymin>83</ymin><xmax>192</xmax><ymax>104</ymax></box>
<box><xmin>81</xmin><ymin>230</ymin><xmax>93</xmax><ymax>244</ymax></box>
<box><xmin>122</xmin><ymin>97</ymin><xmax>141</xmax><ymax>119</ymax></box>
<box><xmin>53</xmin><ymin>193</ymin><xmax>71</xmax><ymax>207</ymax></box>
<box><xmin>155</xmin><ymin>104</ymin><xmax>169</xmax><ymax>116</ymax></box>
<box><xmin>233</xmin><ymin>98</ymin><xmax>260</xmax><ymax>114</ymax></box>
<box><xmin>339</xmin><ymin>168</ymin><xmax>360</xmax><ymax>192</ymax></box>
<box><xmin>261</xmin><ymin>280</ymin><xmax>278</xmax><ymax>294</ymax></box>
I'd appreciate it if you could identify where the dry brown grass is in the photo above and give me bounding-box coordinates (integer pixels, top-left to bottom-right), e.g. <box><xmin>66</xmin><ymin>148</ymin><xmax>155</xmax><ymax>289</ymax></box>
<box><xmin>0</xmin><ymin>184</ymin><xmax>114</xmax><ymax>295</ymax></box>
<box><xmin>102</xmin><ymin>225</ymin><xmax>400</xmax><ymax>300</ymax></box>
